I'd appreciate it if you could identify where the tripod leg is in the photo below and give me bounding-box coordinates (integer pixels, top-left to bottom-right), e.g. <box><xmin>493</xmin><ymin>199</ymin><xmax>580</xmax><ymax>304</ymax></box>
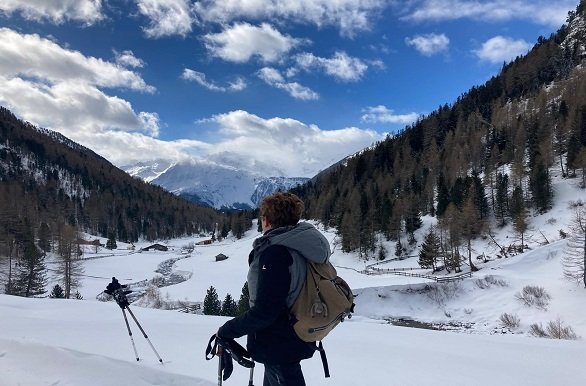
<box><xmin>125</xmin><ymin>306</ymin><xmax>164</xmax><ymax>363</ymax></box>
<box><xmin>121</xmin><ymin>308</ymin><xmax>139</xmax><ymax>361</ymax></box>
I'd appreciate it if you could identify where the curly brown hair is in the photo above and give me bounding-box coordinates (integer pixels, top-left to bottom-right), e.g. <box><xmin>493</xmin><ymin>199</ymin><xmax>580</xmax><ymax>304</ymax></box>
<box><xmin>260</xmin><ymin>192</ymin><xmax>305</xmax><ymax>228</ymax></box>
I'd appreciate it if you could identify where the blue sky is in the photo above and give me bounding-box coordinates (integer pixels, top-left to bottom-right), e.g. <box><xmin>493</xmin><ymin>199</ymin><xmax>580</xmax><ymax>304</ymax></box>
<box><xmin>0</xmin><ymin>0</ymin><xmax>578</xmax><ymax>177</ymax></box>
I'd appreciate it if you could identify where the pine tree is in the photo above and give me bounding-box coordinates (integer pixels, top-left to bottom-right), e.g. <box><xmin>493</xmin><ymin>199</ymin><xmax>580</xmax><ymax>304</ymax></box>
<box><xmin>495</xmin><ymin>172</ymin><xmax>509</xmax><ymax>226</ymax></box>
<box><xmin>49</xmin><ymin>284</ymin><xmax>65</xmax><ymax>298</ymax></box>
<box><xmin>404</xmin><ymin>198</ymin><xmax>422</xmax><ymax>245</ymax></box>
<box><xmin>436</xmin><ymin>173</ymin><xmax>451</xmax><ymax>217</ymax></box>
<box><xmin>203</xmin><ymin>286</ymin><xmax>221</xmax><ymax>315</ymax></box>
<box><xmin>14</xmin><ymin>237</ymin><xmax>47</xmax><ymax>297</ymax></box>
<box><xmin>529</xmin><ymin>161</ymin><xmax>553</xmax><ymax>213</ymax></box>
<box><xmin>377</xmin><ymin>242</ymin><xmax>388</xmax><ymax>261</ymax></box>
<box><xmin>38</xmin><ymin>222</ymin><xmax>51</xmax><ymax>256</ymax></box>
<box><xmin>510</xmin><ymin>185</ymin><xmax>525</xmax><ymax>220</ymax></box>
<box><xmin>395</xmin><ymin>239</ymin><xmax>404</xmax><ymax>257</ymax></box>
<box><xmin>237</xmin><ymin>282</ymin><xmax>250</xmax><ymax>315</ymax></box>
<box><xmin>418</xmin><ymin>226</ymin><xmax>441</xmax><ymax>271</ymax></box>
<box><xmin>106</xmin><ymin>232</ymin><xmax>117</xmax><ymax>250</ymax></box>
<box><xmin>221</xmin><ymin>293</ymin><xmax>238</xmax><ymax>317</ymax></box>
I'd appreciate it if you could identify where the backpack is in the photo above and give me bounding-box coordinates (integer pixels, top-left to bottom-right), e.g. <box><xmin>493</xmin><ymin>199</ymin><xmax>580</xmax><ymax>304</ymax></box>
<box><xmin>290</xmin><ymin>259</ymin><xmax>355</xmax><ymax>342</ymax></box>
<box><xmin>289</xmin><ymin>259</ymin><xmax>354</xmax><ymax>378</ymax></box>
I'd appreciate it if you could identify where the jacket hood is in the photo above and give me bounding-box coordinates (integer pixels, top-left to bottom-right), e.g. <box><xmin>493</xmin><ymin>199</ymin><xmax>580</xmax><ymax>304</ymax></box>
<box><xmin>255</xmin><ymin>222</ymin><xmax>331</xmax><ymax>264</ymax></box>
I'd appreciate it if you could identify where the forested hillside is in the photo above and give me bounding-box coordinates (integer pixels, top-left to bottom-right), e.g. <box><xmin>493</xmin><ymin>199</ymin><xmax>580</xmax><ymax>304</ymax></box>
<box><xmin>293</xmin><ymin>2</ymin><xmax>586</xmax><ymax>267</ymax></box>
<box><xmin>0</xmin><ymin>106</ymin><xmax>247</xmax><ymax>296</ymax></box>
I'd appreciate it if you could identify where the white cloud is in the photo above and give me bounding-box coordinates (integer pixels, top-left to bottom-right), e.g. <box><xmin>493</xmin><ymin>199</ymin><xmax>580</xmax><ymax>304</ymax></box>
<box><xmin>405</xmin><ymin>33</ymin><xmax>449</xmax><ymax>56</ymax></box>
<box><xmin>0</xmin><ymin>0</ymin><xmax>103</xmax><ymax>25</ymax></box>
<box><xmin>0</xmin><ymin>77</ymin><xmax>156</xmax><ymax>136</ymax></box>
<box><xmin>114</xmin><ymin>50</ymin><xmax>145</xmax><ymax>68</ymax></box>
<box><xmin>136</xmin><ymin>0</ymin><xmax>193</xmax><ymax>38</ymax></box>
<box><xmin>199</xmin><ymin>110</ymin><xmax>383</xmax><ymax>176</ymax></box>
<box><xmin>361</xmin><ymin>105</ymin><xmax>419</xmax><ymax>124</ymax></box>
<box><xmin>0</xmin><ymin>28</ymin><xmax>155</xmax><ymax>92</ymax></box>
<box><xmin>294</xmin><ymin>51</ymin><xmax>369</xmax><ymax>82</ymax></box>
<box><xmin>473</xmin><ymin>36</ymin><xmax>531</xmax><ymax>63</ymax></box>
<box><xmin>257</xmin><ymin>67</ymin><xmax>319</xmax><ymax>100</ymax></box>
<box><xmin>60</xmin><ymin>109</ymin><xmax>382</xmax><ymax>176</ymax></box>
<box><xmin>138</xmin><ymin>112</ymin><xmax>161</xmax><ymax>137</ymax></box>
<box><xmin>203</xmin><ymin>23</ymin><xmax>302</xmax><ymax>63</ymax></box>
<box><xmin>403</xmin><ymin>0</ymin><xmax>576</xmax><ymax>28</ymax></box>
<box><xmin>193</xmin><ymin>0</ymin><xmax>387</xmax><ymax>37</ymax></box>
<box><xmin>0</xmin><ymin>28</ymin><xmax>159</xmax><ymax>157</ymax></box>
<box><xmin>69</xmin><ymin>130</ymin><xmax>201</xmax><ymax>167</ymax></box>
<box><xmin>181</xmin><ymin>69</ymin><xmax>247</xmax><ymax>92</ymax></box>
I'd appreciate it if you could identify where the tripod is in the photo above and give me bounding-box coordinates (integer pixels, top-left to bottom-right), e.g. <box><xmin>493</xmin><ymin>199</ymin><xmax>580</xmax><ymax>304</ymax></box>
<box><xmin>113</xmin><ymin>289</ymin><xmax>163</xmax><ymax>363</ymax></box>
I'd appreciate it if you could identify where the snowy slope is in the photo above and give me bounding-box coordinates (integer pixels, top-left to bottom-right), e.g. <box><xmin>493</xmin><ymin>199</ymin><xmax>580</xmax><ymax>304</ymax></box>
<box><xmin>2</xmin><ymin>172</ymin><xmax>586</xmax><ymax>385</ymax></box>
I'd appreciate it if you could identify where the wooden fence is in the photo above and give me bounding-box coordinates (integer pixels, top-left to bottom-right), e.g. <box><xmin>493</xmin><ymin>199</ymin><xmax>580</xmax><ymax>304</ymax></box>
<box><xmin>364</xmin><ymin>267</ymin><xmax>472</xmax><ymax>283</ymax></box>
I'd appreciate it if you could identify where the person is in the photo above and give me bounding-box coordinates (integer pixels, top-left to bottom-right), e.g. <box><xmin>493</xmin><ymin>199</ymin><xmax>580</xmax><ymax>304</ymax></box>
<box><xmin>217</xmin><ymin>192</ymin><xmax>331</xmax><ymax>386</ymax></box>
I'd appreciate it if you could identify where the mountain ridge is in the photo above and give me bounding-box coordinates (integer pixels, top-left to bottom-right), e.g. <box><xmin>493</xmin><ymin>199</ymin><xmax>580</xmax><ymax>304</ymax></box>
<box><xmin>123</xmin><ymin>159</ymin><xmax>309</xmax><ymax>209</ymax></box>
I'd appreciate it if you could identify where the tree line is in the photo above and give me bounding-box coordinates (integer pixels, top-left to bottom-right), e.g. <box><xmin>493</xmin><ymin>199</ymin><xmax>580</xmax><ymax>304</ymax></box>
<box><xmin>0</xmin><ymin>107</ymin><xmax>257</xmax><ymax>297</ymax></box>
<box><xmin>292</xmin><ymin>4</ymin><xmax>586</xmax><ymax>269</ymax></box>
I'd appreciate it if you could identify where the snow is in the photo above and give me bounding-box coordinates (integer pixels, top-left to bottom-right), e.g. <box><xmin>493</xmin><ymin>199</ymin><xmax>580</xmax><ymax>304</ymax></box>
<box><xmin>2</xmin><ymin>173</ymin><xmax>586</xmax><ymax>385</ymax></box>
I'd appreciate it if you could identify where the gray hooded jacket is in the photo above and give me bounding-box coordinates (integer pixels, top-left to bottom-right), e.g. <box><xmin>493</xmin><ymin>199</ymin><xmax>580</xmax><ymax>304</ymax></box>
<box><xmin>248</xmin><ymin>222</ymin><xmax>331</xmax><ymax>308</ymax></box>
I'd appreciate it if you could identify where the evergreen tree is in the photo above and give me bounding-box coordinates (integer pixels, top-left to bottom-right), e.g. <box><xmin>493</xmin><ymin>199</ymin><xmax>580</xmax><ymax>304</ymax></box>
<box><xmin>237</xmin><ymin>282</ymin><xmax>250</xmax><ymax>315</ymax></box>
<box><xmin>404</xmin><ymin>199</ymin><xmax>422</xmax><ymax>244</ymax></box>
<box><xmin>495</xmin><ymin>172</ymin><xmax>509</xmax><ymax>226</ymax></box>
<box><xmin>436</xmin><ymin>173</ymin><xmax>450</xmax><ymax>216</ymax></box>
<box><xmin>529</xmin><ymin>162</ymin><xmax>553</xmax><ymax>213</ymax></box>
<box><xmin>203</xmin><ymin>286</ymin><xmax>221</xmax><ymax>315</ymax></box>
<box><xmin>377</xmin><ymin>242</ymin><xmax>388</xmax><ymax>261</ymax></box>
<box><xmin>418</xmin><ymin>226</ymin><xmax>441</xmax><ymax>271</ymax></box>
<box><xmin>471</xmin><ymin>172</ymin><xmax>490</xmax><ymax>219</ymax></box>
<box><xmin>14</xmin><ymin>237</ymin><xmax>47</xmax><ymax>297</ymax></box>
<box><xmin>510</xmin><ymin>185</ymin><xmax>525</xmax><ymax>220</ymax></box>
<box><xmin>221</xmin><ymin>293</ymin><xmax>238</xmax><ymax>317</ymax></box>
<box><xmin>38</xmin><ymin>222</ymin><xmax>51</xmax><ymax>256</ymax></box>
<box><xmin>106</xmin><ymin>232</ymin><xmax>117</xmax><ymax>250</ymax></box>
<box><xmin>394</xmin><ymin>239</ymin><xmax>404</xmax><ymax>257</ymax></box>
<box><xmin>49</xmin><ymin>284</ymin><xmax>65</xmax><ymax>298</ymax></box>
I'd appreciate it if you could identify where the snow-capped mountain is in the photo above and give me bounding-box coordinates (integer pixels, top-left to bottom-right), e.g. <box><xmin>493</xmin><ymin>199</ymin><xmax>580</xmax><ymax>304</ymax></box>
<box><xmin>124</xmin><ymin>158</ymin><xmax>308</xmax><ymax>209</ymax></box>
<box><xmin>251</xmin><ymin>177</ymin><xmax>310</xmax><ymax>206</ymax></box>
<box><xmin>121</xmin><ymin>159</ymin><xmax>175</xmax><ymax>183</ymax></box>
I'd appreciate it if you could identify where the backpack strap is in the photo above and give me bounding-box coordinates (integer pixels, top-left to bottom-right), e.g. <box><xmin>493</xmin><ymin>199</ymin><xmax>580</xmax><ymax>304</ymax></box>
<box><xmin>316</xmin><ymin>341</ymin><xmax>330</xmax><ymax>378</ymax></box>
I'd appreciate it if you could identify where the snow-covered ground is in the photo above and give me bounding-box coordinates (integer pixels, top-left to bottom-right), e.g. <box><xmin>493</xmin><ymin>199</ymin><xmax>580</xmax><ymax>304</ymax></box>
<box><xmin>2</xmin><ymin>173</ymin><xmax>586</xmax><ymax>385</ymax></box>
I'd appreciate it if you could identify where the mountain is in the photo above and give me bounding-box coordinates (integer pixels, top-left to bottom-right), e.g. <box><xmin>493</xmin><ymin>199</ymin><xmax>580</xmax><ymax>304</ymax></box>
<box><xmin>250</xmin><ymin>177</ymin><xmax>311</xmax><ymax>206</ymax></box>
<box><xmin>124</xmin><ymin>159</ymin><xmax>309</xmax><ymax>210</ymax></box>
<box><xmin>292</xmin><ymin>2</ymin><xmax>586</xmax><ymax>256</ymax></box>
<box><xmin>0</xmin><ymin>107</ymin><xmax>222</xmax><ymax>246</ymax></box>
<box><xmin>121</xmin><ymin>159</ymin><xmax>175</xmax><ymax>182</ymax></box>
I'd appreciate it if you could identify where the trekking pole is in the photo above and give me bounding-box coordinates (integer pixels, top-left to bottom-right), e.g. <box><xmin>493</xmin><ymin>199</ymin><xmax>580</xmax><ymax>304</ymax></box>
<box><xmin>121</xmin><ymin>308</ymin><xmax>140</xmax><ymax>361</ymax></box>
<box><xmin>217</xmin><ymin>346</ymin><xmax>224</xmax><ymax>386</ymax></box>
<box><xmin>247</xmin><ymin>366</ymin><xmax>254</xmax><ymax>386</ymax></box>
<box><xmin>125</xmin><ymin>306</ymin><xmax>164</xmax><ymax>363</ymax></box>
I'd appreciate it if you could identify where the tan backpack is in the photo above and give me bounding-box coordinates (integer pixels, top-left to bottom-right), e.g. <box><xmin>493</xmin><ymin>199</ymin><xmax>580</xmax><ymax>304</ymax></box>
<box><xmin>290</xmin><ymin>260</ymin><xmax>354</xmax><ymax>342</ymax></box>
